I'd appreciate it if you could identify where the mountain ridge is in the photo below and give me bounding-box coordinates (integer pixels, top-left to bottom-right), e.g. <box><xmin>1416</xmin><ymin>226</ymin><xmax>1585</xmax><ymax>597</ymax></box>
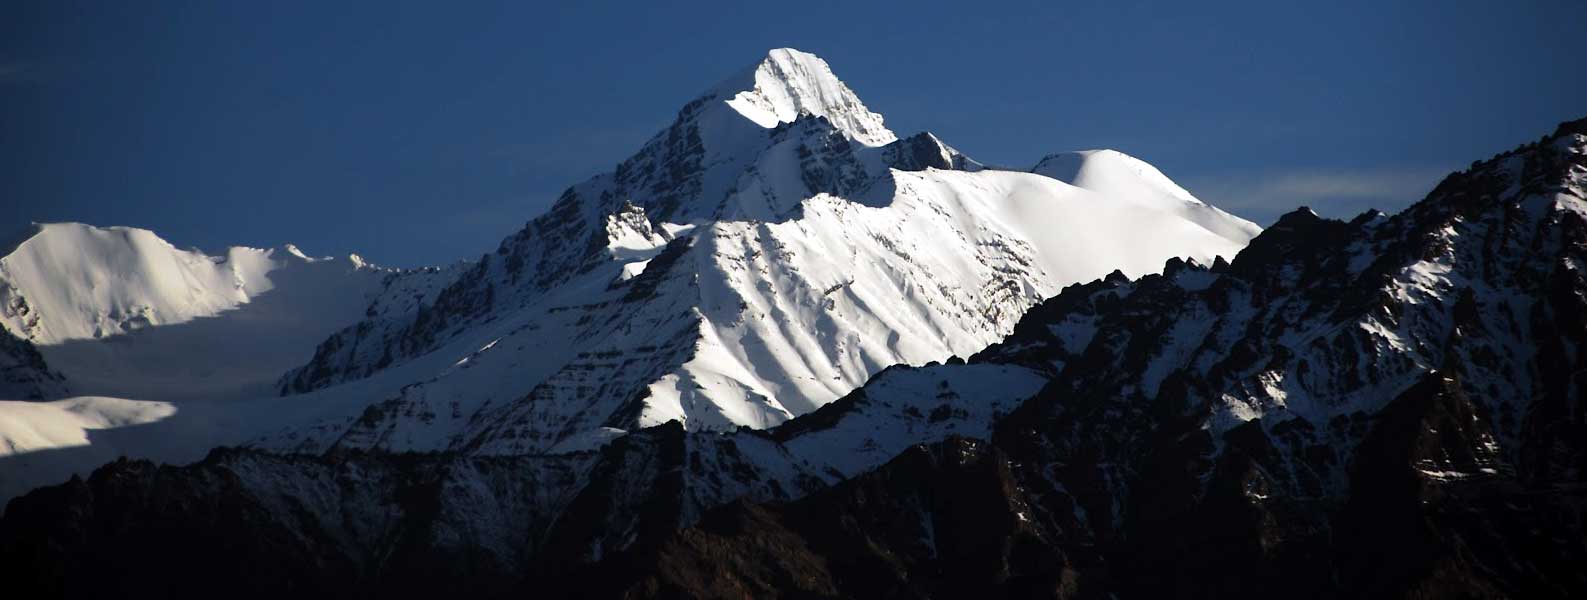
<box><xmin>538</xmin><ymin>115</ymin><xmax>1587</xmax><ymax>598</ymax></box>
<box><xmin>257</xmin><ymin>47</ymin><xmax>1257</xmax><ymax>456</ymax></box>
<box><xmin>0</xmin><ymin>47</ymin><xmax>1257</xmax><ymax>514</ymax></box>
<box><xmin>3</xmin><ymin>115</ymin><xmax>1582</xmax><ymax>597</ymax></box>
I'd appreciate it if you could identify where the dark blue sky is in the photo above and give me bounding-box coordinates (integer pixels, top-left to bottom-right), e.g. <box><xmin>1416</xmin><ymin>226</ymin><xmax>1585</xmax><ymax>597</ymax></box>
<box><xmin>5</xmin><ymin>1</ymin><xmax>1583</xmax><ymax>267</ymax></box>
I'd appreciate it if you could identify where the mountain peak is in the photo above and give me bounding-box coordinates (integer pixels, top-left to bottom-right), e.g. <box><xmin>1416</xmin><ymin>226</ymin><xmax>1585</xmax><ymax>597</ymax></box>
<box><xmin>1030</xmin><ymin>149</ymin><xmax>1263</xmax><ymax>244</ymax></box>
<box><xmin>710</xmin><ymin>48</ymin><xmax>896</xmax><ymax>146</ymax></box>
<box><xmin>1033</xmin><ymin>149</ymin><xmax>1203</xmax><ymax>207</ymax></box>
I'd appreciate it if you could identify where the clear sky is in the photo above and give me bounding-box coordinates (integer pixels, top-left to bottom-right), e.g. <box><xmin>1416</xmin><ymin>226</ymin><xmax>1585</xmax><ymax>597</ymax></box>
<box><xmin>5</xmin><ymin>1</ymin><xmax>1583</xmax><ymax>267</ymax></box>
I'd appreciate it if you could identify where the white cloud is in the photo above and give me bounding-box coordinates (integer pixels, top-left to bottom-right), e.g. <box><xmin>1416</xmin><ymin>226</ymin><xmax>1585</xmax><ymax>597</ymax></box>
<box><xmin>1184</xmin><ymin>165</ymin><xmax>1453</xmax><ymax>225</ymax></box>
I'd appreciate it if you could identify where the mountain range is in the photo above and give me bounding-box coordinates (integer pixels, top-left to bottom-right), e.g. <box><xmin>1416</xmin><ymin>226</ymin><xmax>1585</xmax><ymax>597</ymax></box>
<box><xmin>1</xmin><ymin>48</ymin><xmax>1582</xmax><ymax>599</ymax></box>
<box><xmin>0</xmin><ymin>48</ymin><xmax>1253</xmax><ymax>500</ymax></box>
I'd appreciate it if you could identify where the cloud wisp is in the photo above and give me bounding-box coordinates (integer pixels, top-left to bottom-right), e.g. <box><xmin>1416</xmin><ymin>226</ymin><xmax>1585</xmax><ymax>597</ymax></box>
<box><xmin>1185</xmin><ymin>165</ymin><xmax>1454</xmax><ymax>227</ymax></box>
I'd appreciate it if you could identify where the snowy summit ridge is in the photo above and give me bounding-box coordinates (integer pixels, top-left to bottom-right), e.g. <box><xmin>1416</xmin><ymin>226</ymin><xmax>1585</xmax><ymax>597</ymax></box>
<box><xmin>715</xmin><ymin>48</ymin><xmax>898</xmax><ymax>146</ymax></box>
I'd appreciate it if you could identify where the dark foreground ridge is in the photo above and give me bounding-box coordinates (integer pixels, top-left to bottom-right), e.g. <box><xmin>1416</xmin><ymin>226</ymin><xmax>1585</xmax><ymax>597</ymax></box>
<box><xmin>4</xmin><ymin>119</ymin><xmax>1586</xmax><ymax>599</ymax></box>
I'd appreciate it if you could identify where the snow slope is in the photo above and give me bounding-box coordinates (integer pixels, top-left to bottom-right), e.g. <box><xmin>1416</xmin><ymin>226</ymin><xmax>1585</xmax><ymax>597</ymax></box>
<box><xmin>1033</xmin><ymin>149</ymin><xmax>1262</xmax><ymax>244</ymax></box>
<box><xmin>0</xmin><ymin>396</ymin><xmax>175</xmax><ymax>455</ymax></box>
<box><xmin>0</xmin><ymin>222</ymin><xmax>455</xmax><ymax>401</ymax></box>
<box><xmin>0</xmin><ymin>222</ymin><xmax>293</xmax><ymax>345</ymax></box>
<box><xmin>0</xmin><ymin>223</ymin><xmax>463</xmax><ymax>500</ymax></box>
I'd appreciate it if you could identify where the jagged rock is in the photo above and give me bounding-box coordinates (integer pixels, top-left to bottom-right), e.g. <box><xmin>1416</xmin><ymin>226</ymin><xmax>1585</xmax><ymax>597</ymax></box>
<box><xmin>0</xmin><ymin>327</ymin><xmax>64</xmax><ymax>399</ymax></box>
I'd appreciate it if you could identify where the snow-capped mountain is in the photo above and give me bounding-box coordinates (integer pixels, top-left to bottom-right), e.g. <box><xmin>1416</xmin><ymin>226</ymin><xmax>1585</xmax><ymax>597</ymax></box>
<box><xmin>263</xmin><ymin>47</ymin><xmax>1257</xmax><ymax>457</ymax></box>
<box><xmin>7</xmin><ymin>117</ymin><xmax>1582</xmax><ymax>598</ymax></box>
<box><xmin>0</xmin><ymin>223</ymin><xmax>460</xmax><ymax>502</ymax></box>
<box><xmin>1</xmin><ymin>222</ymin><xmax>323</xmax><ymax>345</ymax></box>
<box><xmin>2</xmin><ymin>41</ymin><xmax>1582</xmax><ymax>598</ymax></box>
<box><xmin>0</xmin><ymin>47</ymin><xmax>1255</xmax><ymax>517</ymax></box>
<box><xmin>0</xmin><ymin>222</ymin><xmax>453</xmax><ymax>402</ymax></box>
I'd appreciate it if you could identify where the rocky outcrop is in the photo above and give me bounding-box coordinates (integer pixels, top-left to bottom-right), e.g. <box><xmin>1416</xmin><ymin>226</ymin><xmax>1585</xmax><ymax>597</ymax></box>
<box><xmin>568</xmin><ymin>437</ymin><xmax>1072</xmax><ymax>599</ymax></box>
<box><xmin>0</xmin><ymin>327</ymin><xmax>64</xmax><ymax>399</ymax></box>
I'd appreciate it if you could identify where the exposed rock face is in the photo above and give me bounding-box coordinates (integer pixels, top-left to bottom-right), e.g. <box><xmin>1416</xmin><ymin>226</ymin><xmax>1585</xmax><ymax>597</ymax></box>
<box><xmin>0</xmin><ymin>270</ymin><xmax>62</xmax><ymax>398</ymax></box>
<box><xmin>565</xmin><ymin>436</ymin><xmax>1074</xmax><ymax>600</ymax></box>
<box><xmin>0</xmin><ymin>449</ymin><xmax>593</xmax><ymax>599</ymax></box>
<box><xmin>0</xmin><ymin>327</ymin><xmax>64</xmax><ymax>399</ymax></box>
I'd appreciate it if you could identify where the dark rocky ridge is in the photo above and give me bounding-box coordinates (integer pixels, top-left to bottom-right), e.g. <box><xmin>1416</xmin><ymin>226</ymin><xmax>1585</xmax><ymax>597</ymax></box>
<box><xmin>0</xmin><ymin>283</ymin><xmax>67</xmax><ymax>399</ymax></box>
<box><xmin>558</xmin><ymin>437</ymin><xmax>1072</xmax><ymax>599</ymax></box>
